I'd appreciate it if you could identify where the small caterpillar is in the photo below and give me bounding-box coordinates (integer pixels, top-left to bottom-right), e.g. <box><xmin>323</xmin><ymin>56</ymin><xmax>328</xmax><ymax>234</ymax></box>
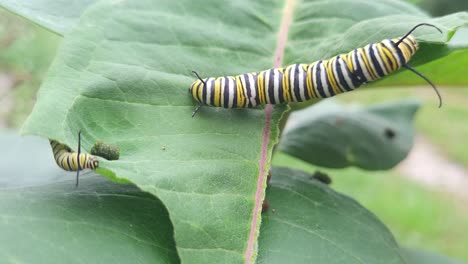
<box><xmin>50</xmin><ymin>131</ymin><xmax>98</xmax><ymax>187</ymax></box>
<box><xmin>189</xmin><ymin>23</ymin><xmax>442</xmax><ymax>116</ymax></box>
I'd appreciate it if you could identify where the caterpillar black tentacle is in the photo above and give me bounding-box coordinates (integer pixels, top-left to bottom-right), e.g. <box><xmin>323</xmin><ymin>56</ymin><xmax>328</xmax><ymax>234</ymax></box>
<box><xmin>191</xmin><ymin>70</ymin><xmax>205</xmax><ymax>117</ymax></box>
<box><xmin>395</xmin><ymin>23</ymin><xmax>442</xmax><ymax>46</ymax></box>
<box><xmin>189</xmin><ymin>24</ymin><xmax>443</xmax><ymax>115</ymax></box>
<box><xmin>50</xmin><ymin>131</ymin><xmax>99</xmax><ymax>187</ymax></box>
<box><xmin>403</xmin><ymin>64</ymin><xmax>442</xmax><ymax>107</ymax></box>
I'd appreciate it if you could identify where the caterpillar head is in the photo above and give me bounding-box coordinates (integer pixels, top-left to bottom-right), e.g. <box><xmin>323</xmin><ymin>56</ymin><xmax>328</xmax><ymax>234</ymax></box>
<box><xmin>190</xmin><ymin>71</ymin><xmax>205</xmax><ymax>104</ymax></box>
<box><xmin>391</xmin><ymin>23</ymin><xmax>442</xmax><ymax>64</ymax></box>
<box><xmin>189</xmin><ymin>79</ymin><xmax>203</xmax><ymax>103</ymax></box>
<box><xmin>392</xmin><ymin>23</ymin><xmax>443</xmax><ymax>107</ymax></box>
<box><xmin>391</xmin><ymin>34</ymin><xmax>419</xmax><ymax>64</ymax></box>
<box><xmin>87</xmin><ymin>156</ymin><xmax>99</xmax><ymax>169</ymax></box>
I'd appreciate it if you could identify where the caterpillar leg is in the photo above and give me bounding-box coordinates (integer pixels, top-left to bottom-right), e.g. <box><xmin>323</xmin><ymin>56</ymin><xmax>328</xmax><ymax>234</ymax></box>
<box><xmin>192</xmin><ymin>103</ymin><xmax>203</xmax><ymax>117</ymax></box>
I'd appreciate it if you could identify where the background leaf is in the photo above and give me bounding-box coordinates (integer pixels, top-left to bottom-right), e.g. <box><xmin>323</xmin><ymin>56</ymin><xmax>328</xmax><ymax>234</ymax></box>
<box><xmin>0</xmin><ymin>132</ymin><xmax>179</xmax><ymax>263</ymax></box>
<box><xmin>403</xmin><ymin>248</ymin><xmax>466</xmax><ymax>264</ymax></box>
<box><xmin>0</xmin><ymin>0</ymin><xmax>96</xmax><ymax>35</ymax></box>
<box><xmin>279</xmin><ymin>99</ymin><xmax>420</xmax><ymax>170</ymax></box>
<box><xmin>257</xmin><ymin>167</ymin><xmax>405</xmax><ymax>264</ymax></box>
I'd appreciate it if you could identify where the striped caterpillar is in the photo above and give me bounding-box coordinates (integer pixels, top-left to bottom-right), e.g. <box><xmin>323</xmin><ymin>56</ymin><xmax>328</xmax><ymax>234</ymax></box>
<box><xmin>50</xmin><ymin>131</ymin><xmax>98</xmax><ymax>187</ymax></box>
<box><xmin>189</xmin><ymin>23</ymin><xmax>442</xmax><ymax>116</ymax></box>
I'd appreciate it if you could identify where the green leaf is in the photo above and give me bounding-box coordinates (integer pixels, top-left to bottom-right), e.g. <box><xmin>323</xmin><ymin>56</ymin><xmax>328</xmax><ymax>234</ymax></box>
<box><xmin>16</xmin><ymin>0</ymin><xmax>468</xmax><ymax>263</ymax></box>
<box><xmin>286</xmin><ymin>7</ymin><xmax>468</xmax><ymax>86</ymax></box>
<box><xmin>279</xmin><ymin>99</ymin><xmax>420</xmax><ymax>170</ymax></box>
<box><xmin>403</xmin><ymin>248</ymin><xmax>466</xmax><ymax>264</ymax></box>
<box><xmin>449</xmin><ymin>26</ymin><xmax>468</xmax><ymax>48</ymax></box>
<box><xmin>258</xmin><ymin>167</ymin><xmax>405</xmax><ymax>264</ymax></box>
<box><xmin>0</xmin><ymin>0</ymin><xmax>95</xmax><ymax>35</ymax></box>
<box><xmin>0</xmin><ymin>131</ymin><xmax>179</xmax><ymax>263</ymax></box>
<box><xmin>23</xmin><ymin>1</ymin><xmax>286</xmax><ymax>262</ymax></box>
<box><xmin>0</xmin><ymin>0</ymin><xmax>466</xmax><ymax>82</ymax></box>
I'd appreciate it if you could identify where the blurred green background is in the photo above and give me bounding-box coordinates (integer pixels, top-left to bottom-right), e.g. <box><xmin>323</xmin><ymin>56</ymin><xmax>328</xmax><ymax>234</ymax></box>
<box><xmin>0</xmin><ymin>0</ymin><xmax>467</xmax><ymax>262</ymax></box>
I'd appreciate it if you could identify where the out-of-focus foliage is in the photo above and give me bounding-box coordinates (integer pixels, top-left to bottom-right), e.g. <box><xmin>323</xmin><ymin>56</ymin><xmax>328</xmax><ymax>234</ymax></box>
<box><xmin>280</xmin><ymin>100</ymin><xmax>420</xmax><ymax>170</ymax></box>
<box><xmin>418</xmin><ymin>0</ymin><xmax>468</xmax><ymax>17</ymax></box>
<box><xmin>0</xmin><ymin>9</ymin><xmax>59</xmax><ymax>128</ymax></box>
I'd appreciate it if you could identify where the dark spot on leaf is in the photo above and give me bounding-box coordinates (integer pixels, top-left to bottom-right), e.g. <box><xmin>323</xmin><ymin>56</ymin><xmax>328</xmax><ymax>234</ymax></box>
<box><xmin>384</xmin><ymin>128</ymin><xmax>396</xmax><ymax>139</ymax></box>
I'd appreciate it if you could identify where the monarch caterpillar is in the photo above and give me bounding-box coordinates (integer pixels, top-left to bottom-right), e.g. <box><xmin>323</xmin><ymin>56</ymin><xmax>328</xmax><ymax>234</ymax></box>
<box><xmin>189</xmin><ymin>23</ymin><xmax>442</xmax><ymax>116</ymax></box>
<box><xmin>50</xmin><ymin>131</ymin><xmax>99</xmax><ymax>187</ymax></box>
